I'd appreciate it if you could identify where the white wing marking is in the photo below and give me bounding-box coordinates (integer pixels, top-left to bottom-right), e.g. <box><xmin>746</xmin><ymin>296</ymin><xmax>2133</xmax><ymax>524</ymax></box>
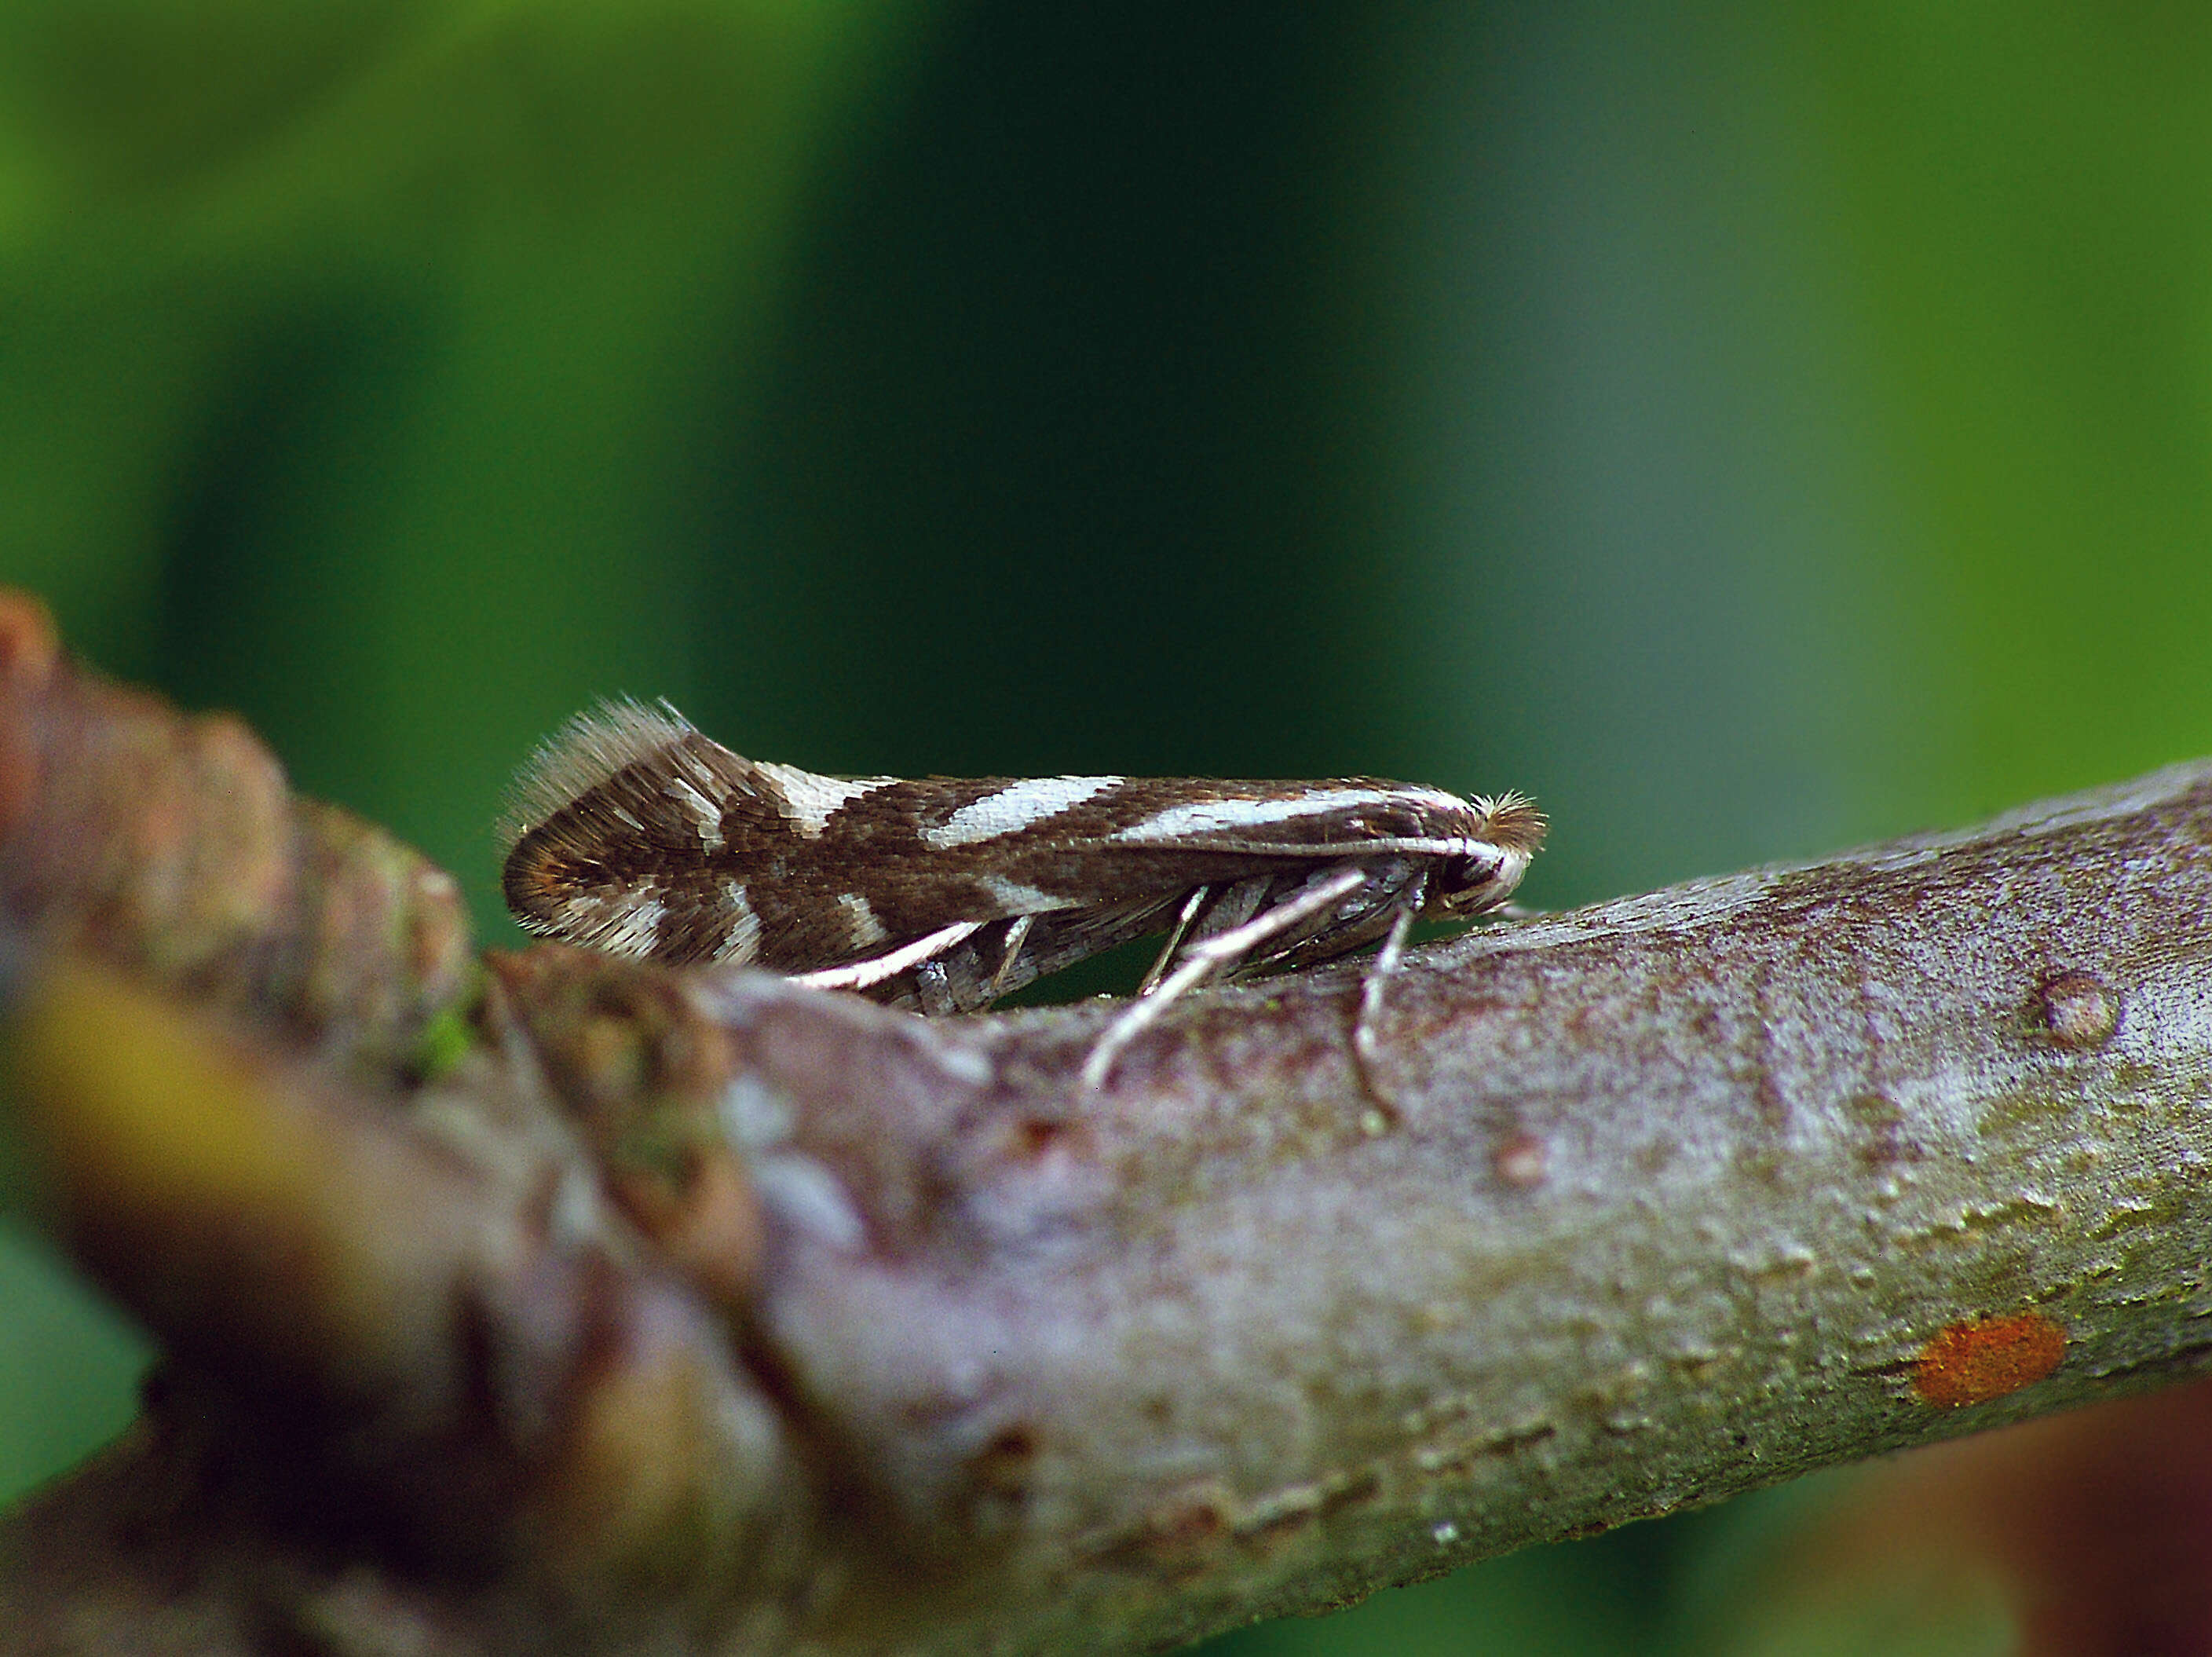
<box><xmin>711</xmin><ymin>880</ymin><xmax>764</xmax><ymax>963</ymax></box>
<box><xmin>838</xmin><ymin>891</ymin><xmax>890</xmax><ymax>947</ymax></box>
<box><xmin>1117</xmin><ymin>787</ymin><xmax>1420</xmax><ymax>843</ymax></box>
<box><xmin>923</xmin><ymin>776</ymin><xmax>1124</xmax><ymax>850</ymax></box>
<box><xmin>754</xmin><ymin>763</ymin><xmax>897</xmax><ymax>837</ymax></box>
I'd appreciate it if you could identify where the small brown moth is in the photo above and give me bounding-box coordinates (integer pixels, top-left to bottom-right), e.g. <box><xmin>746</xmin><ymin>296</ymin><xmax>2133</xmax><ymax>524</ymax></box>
<box><xmin>501</xmin><ymin>700</ymin><xmax>1544</xmax><ymax>1088</ymax></box>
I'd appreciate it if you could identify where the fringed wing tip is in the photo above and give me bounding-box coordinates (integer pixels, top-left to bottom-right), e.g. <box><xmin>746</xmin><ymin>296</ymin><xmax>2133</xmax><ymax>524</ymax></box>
<box><xmin>497</xmin><ymin>696</ymin><xmax>697</xmax><ymax>850</ymax></box>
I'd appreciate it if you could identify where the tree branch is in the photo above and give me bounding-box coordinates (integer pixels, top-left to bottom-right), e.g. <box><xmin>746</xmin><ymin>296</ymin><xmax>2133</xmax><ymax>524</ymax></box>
<box><xmin>3</xmin><ymin>587</ymin><xmax>2210</xmax><ymax>1654</ymax></box>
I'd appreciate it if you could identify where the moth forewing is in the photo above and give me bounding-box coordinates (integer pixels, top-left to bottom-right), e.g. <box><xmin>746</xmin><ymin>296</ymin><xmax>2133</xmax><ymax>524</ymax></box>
<box><xmin>498</xmin><ymin>701</ymin><xmax>1545</xmax><ymax>1077</ymax></box>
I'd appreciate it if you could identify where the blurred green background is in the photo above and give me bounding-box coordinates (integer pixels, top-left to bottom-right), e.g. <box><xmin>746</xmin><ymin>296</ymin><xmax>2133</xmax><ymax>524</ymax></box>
<box><xmin>4</xmin><ymin>1</ymin><xmax>2208</xmax><ymax>1652</ymax></box>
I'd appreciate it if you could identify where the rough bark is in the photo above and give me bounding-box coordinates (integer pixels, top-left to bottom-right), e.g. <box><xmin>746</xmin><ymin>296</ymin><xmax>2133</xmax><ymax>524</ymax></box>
<box><xmin>2</xmin><ymin>586</ymin><xmax>2209</xmax><ymax>1654</ymax></box>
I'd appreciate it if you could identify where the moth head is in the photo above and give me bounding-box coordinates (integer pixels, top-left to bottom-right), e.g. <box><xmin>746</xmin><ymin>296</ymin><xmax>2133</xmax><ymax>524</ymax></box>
<box><xmin>1428</xmin><ymin>792</ymin><xmax>1546</xmax><ymax>916</ymax></box>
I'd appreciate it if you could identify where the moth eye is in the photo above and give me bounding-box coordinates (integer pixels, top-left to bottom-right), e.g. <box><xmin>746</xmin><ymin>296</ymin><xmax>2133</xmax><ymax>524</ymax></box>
<box><xmin>1435</xmin><ymin>859</ymin><xmax>1496</xmax><ymax>907</ymax></box>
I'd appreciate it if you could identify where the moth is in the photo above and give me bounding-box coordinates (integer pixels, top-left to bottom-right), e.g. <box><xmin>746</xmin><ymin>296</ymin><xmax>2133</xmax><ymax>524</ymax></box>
<box><xmin>501</xmin><ymin>700</ymin><xmax>1544</xmax><ymax>1088</ymax></box>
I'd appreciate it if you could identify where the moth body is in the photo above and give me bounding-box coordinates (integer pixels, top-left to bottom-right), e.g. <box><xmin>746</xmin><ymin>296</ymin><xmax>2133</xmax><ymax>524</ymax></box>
<box><xmin>500</xmin><ymin>701</ymin><xmax>1544</xmax><ymax>1050</ymax></box>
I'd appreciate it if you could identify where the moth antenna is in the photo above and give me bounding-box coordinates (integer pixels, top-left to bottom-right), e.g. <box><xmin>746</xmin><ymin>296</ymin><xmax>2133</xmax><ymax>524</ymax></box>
<box><xmin>791</xmin><ymin>920</ymin><xmax>986</xmax><ymax>992</ymax></box>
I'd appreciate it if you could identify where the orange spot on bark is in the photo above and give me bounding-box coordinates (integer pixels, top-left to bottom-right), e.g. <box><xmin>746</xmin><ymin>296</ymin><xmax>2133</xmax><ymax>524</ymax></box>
<box><xmin>0</xmin><ymin>588</ymin><xmax>56</xmax><ymax>838</ymax></box>
<box><xmin>1914</xmin><ymin>1311</ymin><xmax>2065</xmax><ymax>1407</ymax></box>
<box><xmin>1493</xmin><ymin>1131</ymin><xmax>1548</xmax><ymax>1187</ymax></box>
<box><xmin>0</xmin><ymin>588</ymin><xmax>58</xmax><ymax>691</ymax></box>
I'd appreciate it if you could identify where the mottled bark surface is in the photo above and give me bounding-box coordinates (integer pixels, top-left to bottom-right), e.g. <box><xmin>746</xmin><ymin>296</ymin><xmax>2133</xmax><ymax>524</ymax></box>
<box><xmin>2</xmin><ymin>586</ymin><xmax>2210</xmax><ymax>1654</ymax></box>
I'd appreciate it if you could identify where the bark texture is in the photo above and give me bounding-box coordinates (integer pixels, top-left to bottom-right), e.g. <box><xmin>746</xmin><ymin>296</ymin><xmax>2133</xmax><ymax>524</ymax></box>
<box><xmin>2</xmin><ymin>586</ymin><xmax>2210</xmax><ymax>1654</ymax></box>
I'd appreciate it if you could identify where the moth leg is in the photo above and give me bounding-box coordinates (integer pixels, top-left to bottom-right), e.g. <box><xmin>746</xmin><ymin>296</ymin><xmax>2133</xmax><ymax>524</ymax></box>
<box><xmin>1082</xmin><ymin>866</ymin><xmax>1365</xmax><ymax>1093</ymax></box>
<box><xmin>1137</xmin><ymin>887</ymin><xmax>1209</xmax><ymax>997</ymax></box>
<box><xmin>792</xmin><ymin>919</ymin><xmax>986</xmax><ymax>992</ymax></box>
<box><xmin>914</xmin><ymin>956</ymin><xmax>958</xmax><ymax>1015</ymax></box>
<box><xmin>984</xmin><ymin>913</ymin><xmax>1037</xmax><ymax>1003</ymax></box>
<box><xmin>1351</xmin><ymin>872</ymin><xmax>1428</xmax><ymax>1126</ymax></box>
<box><xmin>1189</xmin><ymin>873</ymin><xmax>1270</xmax><ymax>942</ymax></box>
